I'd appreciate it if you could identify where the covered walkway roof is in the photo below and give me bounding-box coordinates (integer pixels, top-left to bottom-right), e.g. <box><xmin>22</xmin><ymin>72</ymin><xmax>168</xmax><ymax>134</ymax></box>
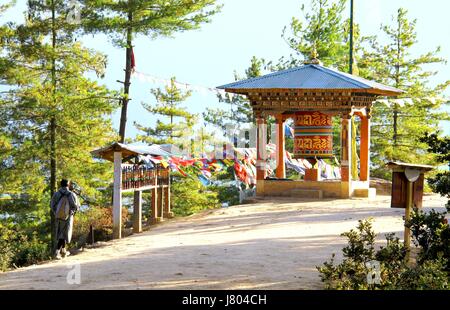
<box><xmin>91</xmin><ymin>142</ymin><xmax>172</xmax><ymax>162</ymax></box>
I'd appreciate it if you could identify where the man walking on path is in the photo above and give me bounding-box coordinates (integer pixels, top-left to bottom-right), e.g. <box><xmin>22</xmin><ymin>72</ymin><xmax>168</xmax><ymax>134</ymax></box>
<box><xmin>50</xmin><ymin>179</ymin><xmax>80</xmax><ymax>259</ymax></box>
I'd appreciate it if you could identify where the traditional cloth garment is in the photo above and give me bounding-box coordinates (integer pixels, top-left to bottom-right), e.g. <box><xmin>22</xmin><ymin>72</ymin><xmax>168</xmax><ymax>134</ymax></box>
<box><xmin>210</xmin><ymin>162</ymin><xmax>223</xmax><ymax>172</ymax></box>
<box><xmin>286</xmin><ymin>160</ymin><xmax>305</xmax><ymax>174</ymax></box>
<box><xmin>198</xmin><ymin>174</ymin><xmax>210</xmax><ymax>186</ymax></box>
<box><xmin>201</xmin><ymin>169</ymin><xmax>212</xmax><ymax>179</ymax></box>
<box><xmin>160</xmin><ymin>159</ymin><xmax>169</xmax><ymax>168</ymax></box>
<box><xmin>247</xmin><ymin>169</ymin><xmax>256</xmax><ymax>185</ymax></box>
<box><xmin>324</xmin><ymin>163</ymin><xmax>334</xmax><ymax>179</ymax></box>
<box><xmin>234</xmin><ymin>161</ymin><xmax>248</xmax><ymax>184</ymax></box>
<box><xmin>222</xmin><ymin>159</ymin><xmax>234</xmax><ymax>167</ymax></box>
<box><xmin>243</xmin><ymin>163</ymin><xmax>255</xmax><ymax>185</ymax></box>
<box><xmin>50</xmin><ymin>187</ymin><xmax>80</xmax><ymax>244</ymax></box>
<box><xmin>180</xmin><ymin>159</ymin><xmax>196</xmax><ymax>167</ymax></box>
<box><xmin>333</xmin><ymin>167</ymin><xmax>341</xmax><ymax>179</ymax></box>
<box><xmin>285</xmin><ymin>124</ymin><xmax>294</xmax><ymax>138</ymax></box>
<box><xmin>131</xmin><ymin>47</ymin><xmax>136</xmax><ymax>71</ymax></box>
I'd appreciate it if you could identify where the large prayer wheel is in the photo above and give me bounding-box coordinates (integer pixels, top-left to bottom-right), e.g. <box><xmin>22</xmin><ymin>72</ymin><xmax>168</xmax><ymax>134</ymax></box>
<box><xmin>293</xmin><ymin>111</ymin><xmax>333</xmax><ymax>158</ymax></box>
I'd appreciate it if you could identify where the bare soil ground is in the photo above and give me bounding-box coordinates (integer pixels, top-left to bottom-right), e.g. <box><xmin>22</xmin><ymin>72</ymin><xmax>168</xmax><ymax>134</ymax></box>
<box><xmin>0</xmin><ymin>194</ymin><xmax>447</xmax><ymax>290</ymax></box>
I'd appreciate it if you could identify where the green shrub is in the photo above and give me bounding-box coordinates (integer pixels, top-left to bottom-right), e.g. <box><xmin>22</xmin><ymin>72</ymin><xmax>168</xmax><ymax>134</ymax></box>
<box><xmin>317</xmin><ymin>219</ymin><xmax>388</xmax><ymax>290</ymax></box>
<box><xmin>71</xmin><ymin>206</ymin><xmax>126</xmax><ymax>248</ymax></box>
<box><xmin>0</xmin><ymin>222</ymin><xmax>50</xmax><ymax>271</ymax></box>
<box><xmin>213</xmin><ymin>185</ymin><xmax>240</xmax><ymax>206</ymax></box>
<box><xmin>406</xmin><ymin>207</ymin><xmax>450</xmax><ymax>270</ymax></box>
<box><xmin>393</xmin><ymin>258</ymin><xmax>449</xmax><ymax>290</ymax></box>
<box><xmin>317</xmin><ymin>218</ymin><xmax>449</xmax><ymax>290</ymax></box>
<box><xmin>428</xmin><ymin>171</ymin><xmax>450</xmax><ymax>209</ymax></box>
<box><xmin>12</xmin><ymin>233</ymin><xmax>49</xmax><ymax>266</ymax></box>
<box><xmin>341</xmin><ymin>219</ymin><xmax>376</xmax><ymax>263</ymax></box>
<box><xmin>171</xmin><ymin>176</ymin><xmax>219</xmax><ymax>216</ymax></box>
<box><xmin>0</xmin><ymin>222</ymin><xmax>17</xmax><ymax>271</ymax></box>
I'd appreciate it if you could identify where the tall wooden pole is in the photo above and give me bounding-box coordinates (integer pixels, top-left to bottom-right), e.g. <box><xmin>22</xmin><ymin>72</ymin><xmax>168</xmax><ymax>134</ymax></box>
<box><xmin>275</xmin><ymin>114</ymin><xmax>286</xmax><ymax>179</ymax></box>
<box><xmin>359</xmin><ymin>115</ymin><xmax>370</xmax><ymax>181</ymax></box>
<box><xmin>404</xmin><ymin>181</ymin><xmax>413</xmax><ymax>262</ymax></box>
<box><xmin>255</xmin><ymin>117</ymin><xmax>267</xmax><ymax>196</ymax></box>
<box><xmin>133</xmin><ymin>190</ymin><xmax>142</xmax><ymax>233</ymax></box>
<box><xmin>340</xmin><ymin>114</ymin><xmax>352</xmax><ymax>198</ymax></box>
<box><xmin>349</xmin><ymin>0</ymin><xmax>354</xmax><ymax>74</ymax></box>
<box><xmin>256</xmin><ymin>118</ymin><xmax>267</xmax><ymax>181</ymax></box>
<box><xmin>163</xmin><ymin>170</ymin><xmax>173</xmax><ymax>218</ymax></box>
<box><xmin>150</xmin><ymin>172</ymin><xmax>160</xmax><ymax>224</ymax></box>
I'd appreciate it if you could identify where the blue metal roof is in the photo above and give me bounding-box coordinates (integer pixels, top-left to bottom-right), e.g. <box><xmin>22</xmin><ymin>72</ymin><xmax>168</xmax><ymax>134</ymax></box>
<box><xmin>217</xmin><ymin>64</ymin><xmax>403</xmax><ymax>96</ymax></box>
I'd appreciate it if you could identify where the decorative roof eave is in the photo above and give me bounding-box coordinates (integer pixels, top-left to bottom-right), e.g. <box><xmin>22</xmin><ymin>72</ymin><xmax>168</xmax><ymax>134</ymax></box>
<box><xmin>386</xmin><ymin>161</ymin><xmax>434</xmax><ymax>171</ymax></box>
<box><xmin>223</xmin><ymin>87</ymin><xmax>402</xmax><ymax>97</ymax></box>
<box><xmin>91</xmin><ymin>142</ymin><xmax>172</xmax><ymax>163</ymax></box>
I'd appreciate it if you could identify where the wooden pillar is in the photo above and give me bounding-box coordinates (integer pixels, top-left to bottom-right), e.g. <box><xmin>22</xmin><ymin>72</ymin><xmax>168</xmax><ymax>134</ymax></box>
<box><xmin>112</xmin><ymin>151</ymin><xmax>122</xmax><ymax>239</ymax></box>
<box><xmin>133</xmin><ymin>190</ymin><xmax>142</xmax><ymax>233</ymax></box>
<box><xmin>360</xmin><ymin>115</ymin><xmax>370</xmax><ymax>181</ymax></box>
<box><xmin>163</xmin><ymin>176</ymin><xmax>173</xmax><ymax>218</ymax></box>
<box><xmin>256</xmin><ymin>117</ymin><xmax>267</xmax><ymax>181</ymax></box>
<box><xmin>157</xmin><ymin>186</ymin><xmax>163</xmax><ymax>220</ymax></box>
<box><xmin>275</xmin><ymin>114</ymin><xmax>286</xmax><ymax>179</ymax></box>
<box><xmin>150</xmin><ymin>174</ymin><xmax>159</xmax><ymax>224</ymax></box>
<box><xmin>404</xmin><ymin>181</ymin><xmax>413</xmax><ymax>262</ymax></box>
<box><xmin>340</xmin><ymin>114</ymin><xmax>352</xmax><ymax>198</ymax></box>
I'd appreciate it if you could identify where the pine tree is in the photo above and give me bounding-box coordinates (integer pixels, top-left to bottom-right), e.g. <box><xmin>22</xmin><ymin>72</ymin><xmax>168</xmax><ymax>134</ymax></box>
<box><xmin>0</xmin><ymin>1</ymin><xmax>118</xmax><ymax>245</ymax></box>
<box><xmin>358</xmin><ymin>8</ymin><xmax>450</xmax><ymax>175</ymax></box>
<box><xmin>263</xmin><ymin>0</ymin><xmax>373</xmax><ymax>74</ymax></box>
<box><xmin>204</xmin><ymin>56</ymin><xmax>263</xmax><ymax>129</ymax></box>
<box><xmin>241</xmin><ymin>2</ymin><xmax>449</xmax><ymax>179</ymax></box>
<box><xmin>135</xmin><ymin>77</ymin><xmax>195</xmax><ymax>150</ymax></box>
<box><xmin>277</xmin><ymin>0</ymin><xmax>348</xmax><ymax>70</ymax></box>
<box><xmin>420</xmin><ymin>132</ymin><xmax>450</xmax><ymax>209</ymax></box>
<box><xmin>249</xmin><ymin>1</ymin><xmax>367</xmax><ymax>165</ymax></box>
<box><xmin>0</xmin><ymin>1</ymin><xmax>15</xmax><ymax>196</ymax></box>
<box><xmin>192</xmin><ymin>126</ymin><xmax>215</xmax><ymax>158</ymax></box>
<box><xmin>81</xmin><ymin>0</ymin><xmax>221</xmax><ymax>143</ymax></box>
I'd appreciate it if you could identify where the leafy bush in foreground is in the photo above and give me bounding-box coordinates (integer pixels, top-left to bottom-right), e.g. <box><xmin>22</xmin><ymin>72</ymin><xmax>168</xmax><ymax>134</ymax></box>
<box><xmin>317</xmin><ymin>217</ymin><xmax>449</xmax><ymax>290</ymax></box>
<box><xmin>0</xmin><ymin>222</ymin><xmax>50</xmax><ymax>271</ymax></box>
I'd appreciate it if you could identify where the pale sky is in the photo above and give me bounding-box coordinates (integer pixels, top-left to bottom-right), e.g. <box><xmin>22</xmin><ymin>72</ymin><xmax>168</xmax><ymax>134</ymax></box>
<box><xmin>3</xmin><ymin>0</ymin><xmax>450</xmax><ymax>138</ymax></box>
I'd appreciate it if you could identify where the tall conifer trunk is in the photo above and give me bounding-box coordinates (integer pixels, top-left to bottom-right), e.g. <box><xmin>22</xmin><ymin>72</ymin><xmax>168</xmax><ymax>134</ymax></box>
<box><xmin>50</xmin><ymin>0</ymin><xmax>57</xmax><ymax>251</ymax></box>
<box><xmin>119</xmin><ymin>10</ymin><xmax>133</xmax><ymax>143</ymax></box>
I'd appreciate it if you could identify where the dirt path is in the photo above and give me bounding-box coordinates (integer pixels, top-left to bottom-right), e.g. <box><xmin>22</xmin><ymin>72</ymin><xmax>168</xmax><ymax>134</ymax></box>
<box><xmin>0</xmin><ymin>195</ymin><xmax>447</xmax><ymax>290</ymax></box>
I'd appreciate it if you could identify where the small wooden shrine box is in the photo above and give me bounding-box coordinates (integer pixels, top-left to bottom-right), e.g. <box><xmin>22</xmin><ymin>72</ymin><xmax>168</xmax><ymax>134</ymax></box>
<box><xmin>387</xmin><ymin>162</ymin><xmax>434</xmax><ymax>209</ymax></box>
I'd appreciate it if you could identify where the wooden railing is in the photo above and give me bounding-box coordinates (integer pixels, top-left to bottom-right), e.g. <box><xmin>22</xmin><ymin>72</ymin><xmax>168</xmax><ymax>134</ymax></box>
<box><xmin>121</xmin><ymin>164</ymin><xmax>170</xmax><ymax>191</ymax></box>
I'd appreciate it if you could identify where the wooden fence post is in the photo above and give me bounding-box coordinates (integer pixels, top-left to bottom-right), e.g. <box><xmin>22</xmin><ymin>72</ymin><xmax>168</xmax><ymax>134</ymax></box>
<box><xmin>150</xmin><ymin>169</ymin><xmax>160</xmax><ymax>224</ymax></box>
<box><xmin>133</xmin><ymin>190</ymin><xmax>142</xmax><ymax>233</ymax></box>
<box><xmin>164</xmin><ymin>173</ymin><xmax>173</xmax><ymax>218</ymax></box>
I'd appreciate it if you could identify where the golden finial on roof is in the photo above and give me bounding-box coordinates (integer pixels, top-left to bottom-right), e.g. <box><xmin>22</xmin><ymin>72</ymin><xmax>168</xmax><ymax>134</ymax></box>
<box><xmin>304</xmin><ymin>44</ymin><xmax>323</xmax><ymax>65</ymax></box>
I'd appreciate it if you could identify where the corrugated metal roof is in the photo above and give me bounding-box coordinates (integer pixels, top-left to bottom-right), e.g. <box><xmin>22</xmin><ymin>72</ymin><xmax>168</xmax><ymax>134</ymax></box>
<box><xmin>217</xmin><ymin>64</ymin><xmax>403</xmax><ymax>95</ymax></box>
<box><xmin>91</xmin><ymin>142</ymin><xmax>172</xmax><ymax>162</ymax></box>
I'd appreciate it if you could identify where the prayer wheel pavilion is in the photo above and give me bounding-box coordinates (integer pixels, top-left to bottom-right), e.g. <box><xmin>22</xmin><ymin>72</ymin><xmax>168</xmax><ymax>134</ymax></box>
<box><xmin>217</xmin><ymin>57</ymin><xmax>403</xmax><ymax>199</ymax></box>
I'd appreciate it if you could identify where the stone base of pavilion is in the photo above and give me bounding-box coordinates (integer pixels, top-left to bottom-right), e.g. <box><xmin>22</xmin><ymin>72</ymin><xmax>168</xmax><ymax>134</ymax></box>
<box><xmin>256</xmin><ymin>179</ymin><xmax>376</xmax><ymax>199</ymax></box>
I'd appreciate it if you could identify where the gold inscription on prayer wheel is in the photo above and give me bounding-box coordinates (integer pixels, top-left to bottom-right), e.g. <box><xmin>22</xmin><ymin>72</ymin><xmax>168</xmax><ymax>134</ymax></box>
<box><xmin>293</xmin><ymin>111</ymin><xmax>333</xmax><ymax>158</ymax></box>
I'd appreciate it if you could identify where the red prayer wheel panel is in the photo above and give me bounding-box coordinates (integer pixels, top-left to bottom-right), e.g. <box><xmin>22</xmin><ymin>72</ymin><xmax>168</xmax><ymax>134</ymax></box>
<box><xmin>293</xmin><ymin>111</ymin><xmax>333</xmax><ymax>158</ymax></box>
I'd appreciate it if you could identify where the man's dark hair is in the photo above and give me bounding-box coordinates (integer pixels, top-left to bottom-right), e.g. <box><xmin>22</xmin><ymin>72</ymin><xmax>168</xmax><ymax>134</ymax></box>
<box><xmin>60</xmin><ymin>179</ymin><xmax>69</xmax><ymax>187</ymax></box>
